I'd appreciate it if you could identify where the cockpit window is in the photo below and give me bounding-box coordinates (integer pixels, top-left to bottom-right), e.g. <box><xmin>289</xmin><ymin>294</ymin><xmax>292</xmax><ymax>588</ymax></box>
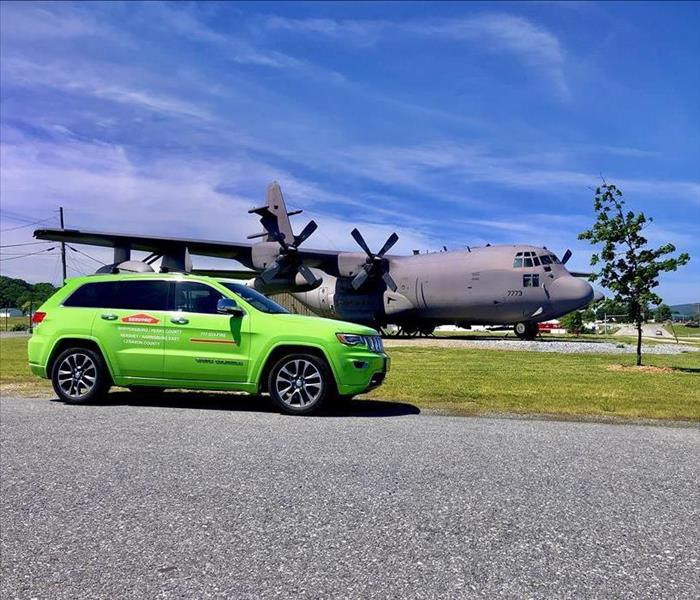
<box><xmin>523</xmin><ymin>274</ymin><xmax>540</xmax><ymax>287</ymax></box>
<box><xmin>514</xmin><ymin>250</ymin><xmax>542</xmax><ymax>268</ymax></box>
<box><xmin>540</xmin><ymin>255</ymin><xmax>552</xmax><ymax>265</ymax></box>
<box><xmin>550</xmin><ymin>254</ymin><xmax>561</xmax><ymax>264</ymax></box>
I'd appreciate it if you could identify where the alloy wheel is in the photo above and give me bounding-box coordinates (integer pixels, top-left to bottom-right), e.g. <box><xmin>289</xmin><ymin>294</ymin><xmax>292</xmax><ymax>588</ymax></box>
<box><xmin>56</xmin><ymin>352</ymin><xmax>97</xmax><ymax>400</ymax></box>
<box><xmin>274</xmin><ymin>358</ymin><xmax>323</xmax><ymax>408</ymax></box>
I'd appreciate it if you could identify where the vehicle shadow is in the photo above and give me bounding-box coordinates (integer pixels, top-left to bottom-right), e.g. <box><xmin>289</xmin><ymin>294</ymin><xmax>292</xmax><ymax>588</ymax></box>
<box><xmin>81</xmin><ymin>390</ymin><xmax>421</xmax><ymax>418</ymax></box>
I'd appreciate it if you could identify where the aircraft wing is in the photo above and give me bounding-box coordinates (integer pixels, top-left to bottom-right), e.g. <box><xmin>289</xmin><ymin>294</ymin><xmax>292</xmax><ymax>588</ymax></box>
<box><xmin>34</xmin><ymin>227</ymin><xmax>343</xmax><ymax>272</ymax></box>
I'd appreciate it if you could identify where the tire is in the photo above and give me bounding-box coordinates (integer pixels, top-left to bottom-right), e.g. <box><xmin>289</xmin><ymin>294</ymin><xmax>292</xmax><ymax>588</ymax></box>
<box><xmin>51</xmin><ymin>347</ymin><xmax>111</xmax><ymax>404</ymax></box>
<box><xmin>268</xmin><ymin>353</ymin><xmax>333</xmax><ymax>415</ymax></box>
<box><xmin>514</xmin><ymin>322</ymin><xmax>538</xmax><ymax>340</ymax></box>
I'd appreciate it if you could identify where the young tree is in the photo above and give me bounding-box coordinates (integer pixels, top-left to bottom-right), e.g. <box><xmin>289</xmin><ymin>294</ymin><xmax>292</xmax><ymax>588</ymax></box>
<box><xmin>579</xmin><ymin>183</ymin><xmax>690</xmax><ymax>365</ymax></box>
<box><xmin>655</xmin><ymin>304</ymin><xmax>672</xmax><ymax>322</ymax></box>
<box><xmin>560</xmin><ymin>311</ymin><xmax>584</xmax><ymax>335</ymax></box>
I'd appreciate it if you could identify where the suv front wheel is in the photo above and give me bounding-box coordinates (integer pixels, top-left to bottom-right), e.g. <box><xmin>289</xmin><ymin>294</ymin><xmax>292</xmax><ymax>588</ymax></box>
<box><xmin>268</xmin><ymin>353</ymin><xmax>332</xmax><ymax>415</ymax></box>
<box><xmin>51</xmin><ymin>347</ymin><xmax>111</xmax><ymax>404</ymax></box>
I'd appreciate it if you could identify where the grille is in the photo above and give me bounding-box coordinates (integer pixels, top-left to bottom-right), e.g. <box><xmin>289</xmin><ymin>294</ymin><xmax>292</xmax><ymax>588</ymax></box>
<box><xmin>364</xmin><ymin>335</ymin><xmax>384</xmax><ymax>353</ymax></box>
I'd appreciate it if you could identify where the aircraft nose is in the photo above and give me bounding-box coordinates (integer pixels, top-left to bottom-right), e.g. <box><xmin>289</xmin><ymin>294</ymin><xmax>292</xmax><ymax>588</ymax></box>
<box><xmin>549</xmin><ymin>276</ymin><xmax>594</xmax><ymax>312</ymax></box>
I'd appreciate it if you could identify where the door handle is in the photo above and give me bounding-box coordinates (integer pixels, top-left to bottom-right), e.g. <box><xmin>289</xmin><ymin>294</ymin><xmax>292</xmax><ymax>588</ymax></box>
<box><xmin>101</xmin><ymin>313</ymin><xmax>118</xmax><ymax>321</ymax></box>
<box><xmin>171</xmin><ymin>317</ymin><xmax>189</xmax><ymax>325</ymax></box>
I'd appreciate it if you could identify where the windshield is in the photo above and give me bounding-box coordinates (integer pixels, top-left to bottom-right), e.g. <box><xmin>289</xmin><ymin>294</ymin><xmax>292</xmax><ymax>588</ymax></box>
<box><xmin>218</xmin><ymin>281</ymin><xmax>289</xmax><ymax>314</ymax></box>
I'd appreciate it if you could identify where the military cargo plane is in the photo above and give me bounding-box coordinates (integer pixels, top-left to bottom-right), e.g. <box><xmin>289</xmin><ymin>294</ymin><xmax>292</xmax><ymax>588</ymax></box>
<box><xmin>35</xmin><ymin>182</ymin><xmax>598</xmax><ymax>339</ymax></box>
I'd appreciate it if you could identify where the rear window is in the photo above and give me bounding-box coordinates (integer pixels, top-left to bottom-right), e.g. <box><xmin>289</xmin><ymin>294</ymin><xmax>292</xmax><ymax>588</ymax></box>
<box><xmin>63</xmin><ymin>281</ymin><xmax>119</xmax><ymax>308</ymax></box>
<box><xmin>64</xmin><ymin>280</ymin><xmax>169</xmax><ymax>310</ymax></box>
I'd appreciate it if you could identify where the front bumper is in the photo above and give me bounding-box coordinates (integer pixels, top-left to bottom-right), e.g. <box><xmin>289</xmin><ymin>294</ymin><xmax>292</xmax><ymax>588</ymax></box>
<box><xmin>335</xmin><ymin>351</ymin><xmax>390</xmax><ymax>396</ymax></box>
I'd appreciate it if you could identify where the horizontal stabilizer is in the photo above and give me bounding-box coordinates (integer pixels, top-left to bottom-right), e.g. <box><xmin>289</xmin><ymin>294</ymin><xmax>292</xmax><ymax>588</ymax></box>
<box><xmin>248</xmin><ymin>205</ymin><xmax>270</xmax><ymax>216</ymax></box>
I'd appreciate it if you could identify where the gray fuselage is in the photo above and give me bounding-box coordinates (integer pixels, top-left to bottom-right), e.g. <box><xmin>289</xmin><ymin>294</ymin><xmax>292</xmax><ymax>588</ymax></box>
<box><xmin>292</xmin><ymin>245</ymin><xmax>593</xmax><ymax>327</ymax></box>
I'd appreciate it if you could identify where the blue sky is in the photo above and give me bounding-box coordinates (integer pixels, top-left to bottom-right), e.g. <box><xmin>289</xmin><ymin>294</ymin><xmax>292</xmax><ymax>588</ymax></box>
<box><xmin>1</xmin><ymin>1</ymin><xmax>698</xmax><ymax>304</ymax></box>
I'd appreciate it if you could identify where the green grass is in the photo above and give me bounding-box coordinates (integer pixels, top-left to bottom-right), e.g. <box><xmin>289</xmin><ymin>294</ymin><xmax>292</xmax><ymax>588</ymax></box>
<box><xmin>0</xmin><ymin>336</ymin><xmax>48</xmax><ymax>395</ymax></box>
<box><xmin>365</xmin><ymin>346</ymin><xmax>700</xmax><ymax>421</ymax></box>
<box><xmin>2</xmin><ymin>336</ymin><xmax>699</xmax><ymax>421</ymax></box>
<box><xmin>0</xmin><ymin>316</ymin><xmax>31</xmax><ymax>331</ymax></box>
<box><xmin>666</xmin><ymin>324</ymin><xmax>700</xmax><ymax>338</ymax></box>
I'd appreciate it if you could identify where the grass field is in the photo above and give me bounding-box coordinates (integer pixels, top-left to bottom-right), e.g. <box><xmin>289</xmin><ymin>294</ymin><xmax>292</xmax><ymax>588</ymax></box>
<box><xmin>666</xmin><ymin>324</ymin><xmax>700</xmax><ymax>338</ymax></box>
<box><xmin>2</xmin><ymin>336</ymin><xmax>698</xmax><ymax>421</ymax></box>
<box><xmin>0</xmin><ymin>316</ymin><xmax>31</xmax><ymax>331</ymax></box>
<box><xmin>366</xmin><ymin>347</ymin><xmax>699</xmax><ymax>421</ymax></box>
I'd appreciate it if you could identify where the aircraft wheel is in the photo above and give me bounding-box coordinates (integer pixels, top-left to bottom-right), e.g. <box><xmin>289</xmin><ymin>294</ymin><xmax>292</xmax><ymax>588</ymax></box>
<box><xmin>514</xmin><ymin>322</ymin><xmax>538</xmax><ymax>340</ymax></box>
<box><xmin>419</xmin><ymin>325</ymin><xmax>435</xmax><ymax>337</ymax></box>
<box><xmin>401</xmin><ymin>324</ymin><xmax>419</xmax><ymax>338</ymax></box>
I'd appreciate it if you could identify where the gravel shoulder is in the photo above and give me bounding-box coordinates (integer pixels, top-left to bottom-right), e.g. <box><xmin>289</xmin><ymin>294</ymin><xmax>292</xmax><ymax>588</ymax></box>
<box><xmin>384</xmin><ymin>337</ymin><xmax>699</xmax><ymax>354</ymax></box>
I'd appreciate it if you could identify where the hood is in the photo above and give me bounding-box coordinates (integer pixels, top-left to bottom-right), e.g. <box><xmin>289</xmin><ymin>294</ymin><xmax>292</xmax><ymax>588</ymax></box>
<box><xmin>277</xmin><ymin>313</ymin><xmax>377</xmax><ymax>335</ymax></box>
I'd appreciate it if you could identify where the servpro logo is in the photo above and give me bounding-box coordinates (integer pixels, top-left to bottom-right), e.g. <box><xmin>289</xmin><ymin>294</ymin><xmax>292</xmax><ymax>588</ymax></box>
<box><xmin>121</xmin><ymin>313</ymin><xmax>160</xmax><ymax>324</ymax></box>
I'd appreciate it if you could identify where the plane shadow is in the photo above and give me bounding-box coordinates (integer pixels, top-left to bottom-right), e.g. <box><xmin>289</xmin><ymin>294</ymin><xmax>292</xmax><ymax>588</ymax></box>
<box><xmin>60</xmin><ymin>390</ymin><xmax>420</xmax><ymax>418</ymax></box>
<box><xmin>390</xmin><ymin>334</ymin><xmax>612</xmax><ymax>344</ymax></box>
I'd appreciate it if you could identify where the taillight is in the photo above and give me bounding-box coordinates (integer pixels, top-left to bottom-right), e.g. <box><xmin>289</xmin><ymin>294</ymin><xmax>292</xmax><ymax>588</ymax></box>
<box><xmin>31</xmin><ymin>311</ymin><xmax>46</xmax><ymax>325</ymax></box>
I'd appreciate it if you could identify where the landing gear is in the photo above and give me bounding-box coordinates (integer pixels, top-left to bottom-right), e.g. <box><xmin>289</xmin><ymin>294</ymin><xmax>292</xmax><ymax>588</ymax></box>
<box><xmin>514</xmin><ymin>322</ymin><xmax>539</xmax><ymax>340</ymax></box>
<box><xmin>379</xmin><ymin>323</ymin><xmax>436</xmax><ymax>338</ymax></box>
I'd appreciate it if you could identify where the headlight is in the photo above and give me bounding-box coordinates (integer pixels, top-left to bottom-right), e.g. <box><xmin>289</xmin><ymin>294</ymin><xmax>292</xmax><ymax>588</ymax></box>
<box><xmin>336</xmin><ymin>333</ymin><xmax>384</xmax><ymax>353</ymax></box>
<box><xmin>336</xmin><ymin>333</ymin><xmax>366</xmax><ymax>346</ymax></box>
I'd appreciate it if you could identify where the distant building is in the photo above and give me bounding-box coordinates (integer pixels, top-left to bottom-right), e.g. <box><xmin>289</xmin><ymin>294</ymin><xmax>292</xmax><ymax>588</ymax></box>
<box><xmin>0</xmin><ymin>308</ymin><xmax>23</xmax><ymax>318</ymax></box>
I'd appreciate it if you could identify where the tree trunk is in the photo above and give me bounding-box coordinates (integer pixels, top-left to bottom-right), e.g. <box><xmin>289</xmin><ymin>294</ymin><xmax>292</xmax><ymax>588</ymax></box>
<box><xmin>636</xmin><ymin>319</ymin><xmax>643</xmax><ymax>366</ymax></box>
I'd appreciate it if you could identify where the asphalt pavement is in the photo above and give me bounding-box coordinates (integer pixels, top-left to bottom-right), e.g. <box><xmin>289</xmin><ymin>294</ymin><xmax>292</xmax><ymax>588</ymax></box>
<box><xmin>1</xmin><ymin>393</ymin><xmax>698</xmax><ymax>599</ymax></box>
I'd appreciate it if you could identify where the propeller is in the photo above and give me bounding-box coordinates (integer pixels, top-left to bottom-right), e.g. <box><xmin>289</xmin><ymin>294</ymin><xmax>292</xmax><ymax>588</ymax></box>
<box><xmin>350</xmin><ymin>228</ymin><xmax>399</xmax><ymax>291</ymax></box>
<box><xmin>561</xmin><ymin>249</ymin><xmax>572</xmax><ymax>264</ymax></box>
<box><xmin>260</xmin><ymin>220</ymin><xmax>319</xmax><ymax>286</ymax></box>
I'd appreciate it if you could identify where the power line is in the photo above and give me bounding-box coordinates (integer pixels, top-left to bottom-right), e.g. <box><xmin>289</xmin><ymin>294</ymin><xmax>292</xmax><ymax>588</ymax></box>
<box><xmin>68</xmin><ymin>245</ymin><xmax>105</xmax><ymax>266</ymax></box>
<box><xmin>0</xmin><ymin>241</ymin><xmax>55</xmax><ymax>248</ymax></box>
<box><xmin>66</xmin><ymin>253</ymin><xmax>94</xmax><ymax>273</ymax></box>
<box><xmin>0</xmin><ymin>209</ymin><xmax>58</xmax><ymax>224</ymax></box>
<box><xmin>0</xmin><ymin>216</ymin><xmax>56</xmax><ymax>233</ymax></box>
<box><xmin>0</xmin><ymin>247</ymin><xmax>57</xmax><ymax>261</ymax></box>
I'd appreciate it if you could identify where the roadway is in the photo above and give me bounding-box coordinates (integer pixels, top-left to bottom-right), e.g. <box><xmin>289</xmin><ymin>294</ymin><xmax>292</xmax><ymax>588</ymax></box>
<box><xmin>1</xmin><ymin>394</ymin><xmax>698</xmax><ymax>599</ymax></box>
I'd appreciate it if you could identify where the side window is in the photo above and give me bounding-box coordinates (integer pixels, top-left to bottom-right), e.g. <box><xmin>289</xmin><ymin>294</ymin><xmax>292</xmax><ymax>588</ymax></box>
<box><xmin>513</xmin><ymin>252</ymin><xmax>523</xmax><ymax>268</ymax></box>
<box><xmin>113</xmin><ymin>281</ymin><xmax>170</xmax><ymax>311</ymax></box>
<box><xmin>523</xmin><ymin>274</ymin><xmax>540</xmax><ymax>287</ymax></box>
<box><xmin>64</xmin><ymin>281</ymin><xmax>119</xmax><ymax>308</ymax></box>
<box><xmin>174</xmin><ymin>281</ymin><xmax>226</xmax><ymax>314</ymax></box>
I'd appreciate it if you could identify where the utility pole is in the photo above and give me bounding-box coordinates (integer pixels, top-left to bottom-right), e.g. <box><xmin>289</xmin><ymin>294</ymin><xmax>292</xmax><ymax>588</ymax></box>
<box><xmin>59</xmin><ymin>206</ymin><xmax>67</xmax><ymax>284</ymax></box>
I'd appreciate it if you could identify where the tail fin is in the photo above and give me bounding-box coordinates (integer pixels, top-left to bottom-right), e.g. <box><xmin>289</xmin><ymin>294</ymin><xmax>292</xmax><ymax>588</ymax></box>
<box><xmin>247</xmin><ymin>181</ymin><xmax>299</xmax><ymax>243</ymax></box>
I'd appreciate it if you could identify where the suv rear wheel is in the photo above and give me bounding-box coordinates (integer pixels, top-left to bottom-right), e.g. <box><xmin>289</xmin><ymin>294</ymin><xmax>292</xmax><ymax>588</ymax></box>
<box><xmin>268</xmin><ymin>353</ymin><xmax>332</xmax><ymax>415</ymax></box>
<box><xmin>51</xmin><ymin>347</ymin><xmax>111</xmax><ymax>404</ymax></box>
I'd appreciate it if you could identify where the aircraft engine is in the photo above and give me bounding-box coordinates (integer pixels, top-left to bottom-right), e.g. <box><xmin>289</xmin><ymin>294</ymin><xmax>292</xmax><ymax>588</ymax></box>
<box><xmin>252</xmin><ymin>268</ymin><xmax>324</xmax><ymax>295</ymax></box>
<box><xmin>292</xmin><ymin>274</ymin><xmax>413</xmax><ymax>325</ymax></box>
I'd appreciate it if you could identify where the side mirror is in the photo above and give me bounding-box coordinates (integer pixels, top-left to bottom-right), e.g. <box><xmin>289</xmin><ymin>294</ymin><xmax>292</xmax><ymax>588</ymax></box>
<box><xmin>217</xmin><ymin>298</ymin><xmax>245</xmax><ymax>318</ymax></box>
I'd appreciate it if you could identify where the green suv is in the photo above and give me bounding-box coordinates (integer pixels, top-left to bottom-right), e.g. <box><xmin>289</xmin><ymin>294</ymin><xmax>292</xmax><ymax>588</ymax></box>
<box><xmin>28</xmin><ymin>273</ymin><xmax>389</xmax><ymax>415</ymax></box>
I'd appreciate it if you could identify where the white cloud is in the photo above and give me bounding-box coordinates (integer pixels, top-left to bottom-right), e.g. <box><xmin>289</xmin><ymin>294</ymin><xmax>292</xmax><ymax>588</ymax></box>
<box><xmin>324</xmin><ymin>142</ymin><xmax>700</xmax><ymax>206</ymax></box>
<box><xmin>264</xmin><ymin>13</ymin><xmax>569</xmax><ymax>97</ymax></box>
<box><xmin>0</xmin><ymin>3</ymin><xmax>116</xmax><ymax>41</ymax></box>
<box><xmin>1</xmin><ymin>58</ymin><xmax>211</xmax><ymax>120</ymax></box>
<box><xmin>0</xmin><ymin>127</ymin><xmax>433</xmax><ymax>284</ymax></box>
